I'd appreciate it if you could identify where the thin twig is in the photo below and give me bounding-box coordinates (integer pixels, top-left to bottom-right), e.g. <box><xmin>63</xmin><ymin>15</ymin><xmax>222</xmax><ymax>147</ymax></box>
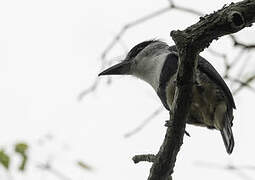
<box><xmin>233</xmin><ymin>74</ymin><xmax>255</xmax><ymax>95</ymax></box>
<box><xmin>124</xmin><ymin>107</ymin><xmax>163</xmax><ymax>138</ymax></box>
<box><xmin>194</xmin><ymin>161</ymin><xmax>255</xmax><ymax>180</ymax></box>
<box><xmin>37</xmin><ymin>162</ymin><xmax>72</xmax><ymax>180</ymax></box>
<box><xmin>224</xmin><ymin>48</ymin><xmax>246</xmax><ymax>78</ymax></box>
<box><xmin>230</xmin><ymin>35</ymin><xmax>255</xmax><ymax>49</ymax></box>
<box><xmin>173</xmin><ymin>5</ymin><xmax>203</xmax><ymax>16</ymax></box>
<box><xmin>235</xmin><ymin>51</ymin><xmax>252</xmax><ymax>80</ymax></box>
<box><xmin>78</xmin><ymin>79</ymin><xmax>99</xmax><ymax>101</ymax></box>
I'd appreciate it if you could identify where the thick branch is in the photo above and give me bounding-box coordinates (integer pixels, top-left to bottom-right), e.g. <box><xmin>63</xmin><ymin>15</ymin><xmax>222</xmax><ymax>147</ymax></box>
<box><xmin>145</xmin><ymin>1</ymin><xmax>255</xmax><ymax>180</ymax></box>
<box><xmin>172</xmin><ymin>0</ymin><xmax>255</xmax><ymax>53</ymax></box>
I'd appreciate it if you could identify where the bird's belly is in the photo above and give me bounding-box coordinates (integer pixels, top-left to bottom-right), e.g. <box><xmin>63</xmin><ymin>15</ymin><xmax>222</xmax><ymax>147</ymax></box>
<box><xmin>189</xmin><ymin>85</ymin><xmax>216</xmax><ymax>127</ymax></box>
<box><xmin>165</xmin><ymin>78</ymin><xmax>227</xmax><ymax>129</ymax></box>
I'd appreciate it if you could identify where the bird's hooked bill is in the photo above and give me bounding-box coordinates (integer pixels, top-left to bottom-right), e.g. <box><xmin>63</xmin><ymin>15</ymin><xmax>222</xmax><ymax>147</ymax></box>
<box><xmin>98</xmin><ymin>61</ymin><xmax>131</xmax><ymax>76</ymax></box>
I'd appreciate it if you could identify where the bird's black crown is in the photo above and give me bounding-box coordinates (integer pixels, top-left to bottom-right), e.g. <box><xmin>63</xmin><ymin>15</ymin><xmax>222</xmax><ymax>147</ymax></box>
<box><xmin>126</xmin><ymin>40</ymin><xmax>159</xmax><ymax>60</ymax></box>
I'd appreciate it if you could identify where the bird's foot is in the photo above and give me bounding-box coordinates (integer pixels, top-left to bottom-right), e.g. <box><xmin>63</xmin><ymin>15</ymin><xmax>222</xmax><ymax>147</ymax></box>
<box><xmin>164</xmin><ymin>120</ymin><xmax>172</xmax><ymax>127</ymax></box>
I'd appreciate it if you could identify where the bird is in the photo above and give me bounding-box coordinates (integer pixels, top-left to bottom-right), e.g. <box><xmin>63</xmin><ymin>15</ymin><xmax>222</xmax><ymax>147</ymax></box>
<box><xmin>98</xmin><ymin>40</ymin><xmax>235</xmax><ymax>154</ymax></box>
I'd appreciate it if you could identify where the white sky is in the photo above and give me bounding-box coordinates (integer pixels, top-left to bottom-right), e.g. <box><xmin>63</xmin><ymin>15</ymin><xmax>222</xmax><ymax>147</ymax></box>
<box><xmin>0</xmin><ymin>0</ymin><xmax>255</xmax><ymax>180</ymax></box>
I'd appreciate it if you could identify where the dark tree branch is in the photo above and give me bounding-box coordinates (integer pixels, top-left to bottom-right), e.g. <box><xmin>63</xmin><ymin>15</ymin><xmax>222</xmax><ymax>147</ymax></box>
<box><xmin>132</xmin><ymin>1</ymin><xmax>255</xmax><ymax>179</ymax></box>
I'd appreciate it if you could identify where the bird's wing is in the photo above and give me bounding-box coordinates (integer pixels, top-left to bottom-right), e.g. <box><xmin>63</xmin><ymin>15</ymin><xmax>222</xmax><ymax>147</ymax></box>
<box><xmin>168</xmin><ymin>45</ymin><xmax>236</xmax><ymax>109</ymax></box>
<box><xmin>197</xmin><ymin>56</ymin><xmax>236</xmax><ymax>109</ymax></box>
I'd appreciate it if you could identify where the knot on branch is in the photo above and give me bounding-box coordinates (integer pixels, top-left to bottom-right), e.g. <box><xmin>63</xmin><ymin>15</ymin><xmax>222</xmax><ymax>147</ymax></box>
<box><xmin>228</xmin><ymin>11</ymin><xmax>245</xmax><ymax>29</ymax></box>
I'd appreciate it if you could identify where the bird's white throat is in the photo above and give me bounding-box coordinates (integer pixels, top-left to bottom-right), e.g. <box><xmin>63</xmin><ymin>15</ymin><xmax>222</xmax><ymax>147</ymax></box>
<box><xmin>131</xmin><ymin>52</ymin><xmax>169</xmax><ymax>91</ymax></box>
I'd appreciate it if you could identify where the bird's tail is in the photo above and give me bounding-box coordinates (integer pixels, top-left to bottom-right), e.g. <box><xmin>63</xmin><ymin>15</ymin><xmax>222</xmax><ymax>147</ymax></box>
<box><xmin>220</xmin><ymin>115</ymin><xmax>234</xmax><ymax>154</ymax></box>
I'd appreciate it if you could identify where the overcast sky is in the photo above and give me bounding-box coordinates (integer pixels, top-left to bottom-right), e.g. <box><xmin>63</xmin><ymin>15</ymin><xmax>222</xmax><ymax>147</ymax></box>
<box><xmin>0</xmin><ymin>0</ymin><xmax>255</xmax><ymax>180</ymax></box>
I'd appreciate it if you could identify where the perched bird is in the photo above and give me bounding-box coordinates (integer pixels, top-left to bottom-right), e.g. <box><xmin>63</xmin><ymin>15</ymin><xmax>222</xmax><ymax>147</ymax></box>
<box><xmin>99</xmin><ymin>40</ymin><xmax>235</xmax><ymax>154</ymax></box>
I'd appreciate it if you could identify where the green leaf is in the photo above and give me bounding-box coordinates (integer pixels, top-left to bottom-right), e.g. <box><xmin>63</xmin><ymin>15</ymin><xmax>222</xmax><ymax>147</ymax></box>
<box><xmin>14</xmin><ymin>142</ymin><xmax>28</xmax><ymax>171</ymax></box>
<box><xmin>0</xmin><ymin>150</ymin><xmax>10</xmax><ymax>170</ymax></box>
<box><xmin>18</xmin><ymin>155</ymin><xmax>27</xmax><ymax>171</ymax></box>
<box><xmin>15</xmin><ymin>143</ymin><xmax>28</xmax><ymax>155</ymax></box>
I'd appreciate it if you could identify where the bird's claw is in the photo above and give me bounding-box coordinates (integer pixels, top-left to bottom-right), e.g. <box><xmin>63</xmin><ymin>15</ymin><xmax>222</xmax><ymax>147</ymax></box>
<box><xmin>164</xmin><ymin>120</ymin><xmax>172</xmax><ymax>127</ymax></box>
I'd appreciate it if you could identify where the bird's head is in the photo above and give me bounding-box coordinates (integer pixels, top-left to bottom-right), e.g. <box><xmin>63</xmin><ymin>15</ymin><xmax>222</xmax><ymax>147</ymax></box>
<box><xmin>98</xmin><ymin>40</ymin><xmax>170</xmax><ymax>89</ymax></box>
